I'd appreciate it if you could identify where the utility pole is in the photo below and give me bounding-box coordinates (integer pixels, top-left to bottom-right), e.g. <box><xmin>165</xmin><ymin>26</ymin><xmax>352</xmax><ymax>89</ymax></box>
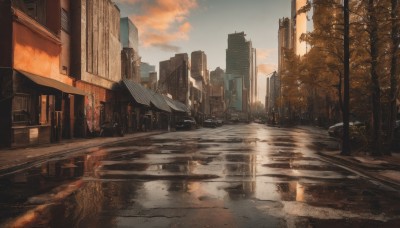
<box><xmin>342</xmin><ymin>0</ymin><xmax>351</xmax><ymax>155</ymax></box>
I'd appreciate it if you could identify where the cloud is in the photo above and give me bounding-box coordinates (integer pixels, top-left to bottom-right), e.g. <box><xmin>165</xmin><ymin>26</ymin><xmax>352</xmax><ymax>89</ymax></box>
<box><xmin>116</xmin><ymin>0</ymin><xmax>198</xmax><ymax>52</ymax></box>
<box><xmin>257</xmin><ymin>48</ymin><xmax>275</xmax><ymax>62</ymax></box>
<box><xmin>257</xmin><ymin>64</ymin><xmax>277</xmax><ymax>76</ymax></box>
<box><xmin>152</xmin><ymin>44</ymin><xmax>181</xmax><ymax>52</ymax></box>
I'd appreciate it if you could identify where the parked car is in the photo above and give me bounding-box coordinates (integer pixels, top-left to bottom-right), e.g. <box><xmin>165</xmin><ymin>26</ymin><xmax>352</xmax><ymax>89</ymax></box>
<box><xmin>203</xmin><ymin>119</ymin><xmax>217</xmax><ymax>128</ymax></box>
<box><xmin>328</xmin><ymin>121</ymin><xmax>364</xmax><ymax>138</ymax></box>
<box><xmin>100</xmin><ymin>121</ymin><xmax>124</xmax><ymax>137</ymax></box>
<box><xmin>176</xmin><ymin>117</ymin><xmax>197</xmax><ymax>130</ymax></box>
<box><xmin>215</xmin><ymin>119</ymin><xmax>224</xmax><ymax>126</ymax></box>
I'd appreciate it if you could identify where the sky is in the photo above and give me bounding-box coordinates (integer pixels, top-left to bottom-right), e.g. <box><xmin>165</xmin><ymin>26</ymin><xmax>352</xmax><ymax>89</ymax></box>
<box><xmin>114</xmin><ymin>0</ymin><xmax>293</xmax><ymax>105</ymax></box>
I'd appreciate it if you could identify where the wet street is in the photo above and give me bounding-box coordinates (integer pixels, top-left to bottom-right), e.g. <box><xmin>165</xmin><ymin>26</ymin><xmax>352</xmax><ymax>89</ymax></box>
<box><xmin>1</xmin><ymin>124</ymin><xmax>400</xmax><ymax>228</ymax></box>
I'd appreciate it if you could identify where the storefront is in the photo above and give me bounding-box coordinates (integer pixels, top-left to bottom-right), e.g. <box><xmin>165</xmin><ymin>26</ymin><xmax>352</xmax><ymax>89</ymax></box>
<box><xmin>0</xmin><ymin>70</ymin><xmax>86</xmax><ymax>148</ymax></box>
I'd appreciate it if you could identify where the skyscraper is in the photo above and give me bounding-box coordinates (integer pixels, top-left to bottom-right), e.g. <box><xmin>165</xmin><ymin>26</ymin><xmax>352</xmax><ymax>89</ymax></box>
<box><xmin>120</xmin><ymin>17</ymin><xmax>140</xmax><ymax>82</ymax></box>
<box><xmin>291</xmin><ymin>0</ymin><xmax>308</xmax><ymax>56</ymax></box>
<box><xmin>191</xmin><ymin>51</ymin><xmax>208</xmax><ymax>82</ymax></box>
<box><xmin>226</xmin><ymin>32</ymin><xmax>255</xmax><ymax>115</ymax></box>
<box><xmin>159</xmin><ymin>53</ymin><xmax>190</xmax><ymax>105</ymax></box>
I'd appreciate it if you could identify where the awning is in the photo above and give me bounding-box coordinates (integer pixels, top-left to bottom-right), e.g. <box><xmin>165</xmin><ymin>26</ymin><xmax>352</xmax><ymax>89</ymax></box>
<box><xmin>163</xmin><ymin>95</ymin><xmax>185</xmax><ymax>113</ymax></box>
<box><xmin>162</xmin><ymin>95</ymin><xmax>190</xmax><ymax>113</ymax></box>
<box><xmin>147</xmin><ymin>90</ymin><xmax>170</xmax><ymax>113</ymax></box>
<box><xmin>17</xmin><ymin>70</ymin><xmax>86</xmax><ymax>96</ymax></box>
<box><xmin>122</xmin><ymin>79</ymin><xmax>151</xmax><ymax>106</ymax></box>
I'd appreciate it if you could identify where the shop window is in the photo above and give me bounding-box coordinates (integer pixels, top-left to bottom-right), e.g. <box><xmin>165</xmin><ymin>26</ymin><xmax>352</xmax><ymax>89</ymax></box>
<box><xmin>12</xmin><ymin>93</ymin><xmax>31</xmax><ymax>124</ymax></box>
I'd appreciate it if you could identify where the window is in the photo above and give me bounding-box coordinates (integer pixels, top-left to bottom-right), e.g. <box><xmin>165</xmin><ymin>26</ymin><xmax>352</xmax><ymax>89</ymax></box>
<box><xmin>61</xmin><ymin>8</ymin><xmax>70</xmax><ymax>33</ymax></box>
<box><xmin>23</xmin><ymin>0</ymin><xmax>46</xmax><ymax>25</ymax></box>
<box><xmin>12</xmin><ymin>94</ymin><xmax>31</xmax><ymax>124</ymax></box>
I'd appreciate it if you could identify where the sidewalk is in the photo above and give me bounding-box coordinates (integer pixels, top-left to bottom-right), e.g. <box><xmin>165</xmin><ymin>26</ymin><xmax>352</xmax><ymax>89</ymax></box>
<box><xmin>0</xmin><ymin>131</ymin><xmax>167</xmax><ymax>177</ymax></box>
<box><xmin>318</xmin><ymin>147</ymin><xmax>400</xmax><ymax>189</ymax></box>
<box><xmin>295</xmin><ymin>125</ymin><xmax>400</xmax><ymax>189</ymax></box>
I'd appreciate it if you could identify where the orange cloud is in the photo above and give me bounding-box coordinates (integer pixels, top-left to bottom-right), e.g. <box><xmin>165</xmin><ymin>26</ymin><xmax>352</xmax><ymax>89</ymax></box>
<box><xmin>119</xmin><ymin>0</ymin><xmax>197</xmax><ymax>50</ymax></box>
<box><xmin>257</xmin><ymin>48</ymin><xmax>275</xmax><ymax>62</ymax></box>
<box><xmin>257</xmin><ymin>64</ymin><xmax>276</xmax><ymax>76</ymax></box>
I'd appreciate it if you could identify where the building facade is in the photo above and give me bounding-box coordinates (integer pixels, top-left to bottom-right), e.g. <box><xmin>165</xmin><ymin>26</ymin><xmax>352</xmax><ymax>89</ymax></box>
<box><xmin>226</xmin><ymin>32</ymin><xmax>256</xmax><ymax>117</ymax></box>
<box><xmin>191</xmin><ymin>51</ymin><xmax>210</xmax><ymax>117</ymax></box>
<box><xmin>0</xmin><ymin>0</ymin><xmax>87</xmax><ymax>148</ymax></box>
<box><xmin>120</xmin><ymin>17</ymin><xmax>140</xmax><ymax>82</ymax></box>
<box><xmin>159</xmin><ymin>53</ymin><xmax>190</xmax><ymax>106</ymax></box>
<box><xmin>210</xmin><ymin>67</ymin><xmax>225</xmax><ymax>118</ymax></box>
<box><xmin>140</xmin><ymin>62</ymin><xmax>157</xmax><ymax>90</ymax></box>
<box><xmin>291</xmin><ymin>0</ymin><xmax>308</xmax><ymax>56</ymax></box>
<box><xmin>71</xmin><ymin>0</ymin><xmax>121</xmax><ymax>134</ymax></box>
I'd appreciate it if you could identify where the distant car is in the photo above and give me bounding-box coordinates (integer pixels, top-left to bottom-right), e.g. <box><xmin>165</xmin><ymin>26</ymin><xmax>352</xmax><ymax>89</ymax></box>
<box><xmin>328</xmin><ymin>121</ymin><xmax>364</xmax><ymax>138</ymax></box>
<box><xmin>203</xmin><ymin>119</ymin><xmax>217</xmax><ymax>128</ymax></box>
<box><xmin>230</xmin><ymin>114</ymin><xmax>239</xmax><ymax>123</ymax></box>
<box><xmin>215</xmin><ymin>119</ymin><xmax>224</xmax><ymax>126</ymax></box>
<box><xmin>176</xmin><ymin>117</ymin><xmax>197</xmax><ymax>130</ymax></box>
<box><xmin>254</xmin><ymin>119</ymin><xmax>266</xmax><ymax>124</ymax></box>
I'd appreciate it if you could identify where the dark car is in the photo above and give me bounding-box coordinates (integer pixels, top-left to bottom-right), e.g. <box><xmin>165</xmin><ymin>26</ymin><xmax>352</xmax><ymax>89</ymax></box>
<box><xmin>100</xmin><ymin>121</ymin><xmax>124</xmax><ymax>137</ymax></box>
<box><xmin>203</xmin><ymin>119</ymin><xmax>217</xmax><ymax>128</ymax></box>
<box><xmin>328</xmin><ymin>121</ymin><xmax>364</xmax><ymax>138</ymax></box>
<box><xmin>176</xmin><ymin>117</ymin><xmax>197</xmax><ymax>130</ymax></box>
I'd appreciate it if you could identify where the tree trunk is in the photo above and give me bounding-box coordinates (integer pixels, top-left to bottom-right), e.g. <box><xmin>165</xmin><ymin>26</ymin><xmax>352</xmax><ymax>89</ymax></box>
<box><xmin>342</xmin><ymin>0</ymin><xmax>351</xmax><ymax>156</ymax></box>
<box><xmin>388</xmin><ymin>0</ymin><xmax>399</xmax><ymax>155</ymax></box>
<box><xmin>368</xmin><ymin>0</ymin><xmax>382</xmax><ymax>156</ymax></box>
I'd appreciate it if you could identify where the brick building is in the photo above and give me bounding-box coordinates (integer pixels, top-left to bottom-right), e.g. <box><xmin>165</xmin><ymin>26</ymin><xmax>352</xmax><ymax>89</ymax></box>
<box><xmin>0</xmin><ymin>0</ymin><xmax>86</xmax><ymax>148</ymax></box>
<box><xmin>70</xmin><ymin>0</ymin><xmax>121</xmax><ymax>134</ymax></box>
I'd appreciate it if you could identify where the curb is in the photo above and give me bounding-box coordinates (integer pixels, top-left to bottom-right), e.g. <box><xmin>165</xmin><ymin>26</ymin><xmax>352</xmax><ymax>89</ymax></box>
<box><xmin>318</xmin><ymin>152</ymin><xmax>400</xmax><ymax>190</ymax></box>
<box><xmin>0</xmin><ymin>131</ymin><xmax>167</xmax><ymax>177</ymax></box>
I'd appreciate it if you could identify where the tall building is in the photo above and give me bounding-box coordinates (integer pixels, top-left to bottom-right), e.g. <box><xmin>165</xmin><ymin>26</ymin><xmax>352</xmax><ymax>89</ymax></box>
<box><xmin>210</xmin><ymin>67</ymin><xmax>225</xmax><ymax>117</ymax></box>
<box><xmin>291</xmin><ymin>0</ymin><xmax>308</xmax><ymax>56</ymax></box>
<box><xmin>140</xmin><ymin>62</ymin><xmax>156</xmax><ymax>79</ymax></box>
<box><xmin>251</xmin><ymin>48</ymin><xmax>257</xmax><ymax>105</ymax></box>
<box><xmin>268</xmin><ymin>71</ymin><xmax>280</xmax><ymax>114</ymax></box>
<box><xmin>226</xmin><ymin>32</ymin><xmax>256</xmax><ymax>115</ymax></box>
<box><xmin>278</xmin><ymin>17</ymin><xmax>292</xmax><ymax>72</ymax></box>
<box><xmin>71</xmin><ymin>0</ymin><xmax>121</xmax><ymax>133</ymax></box>
<box><xmin>159</xmin><ymin>53</ymin><xmax>190</xmax><ymax>106</ymax></box>
<box><xmin>120</xmin><ymin>17</ymin><xmax>140</xmax><ymax>82</ymax></box>
<box><xmin>140</xmin><ymin>62</ymin><xmax>157</xmax><ymax>90</ymax></box>
<box><xmin>191</xmin><ymin>51</ymin><xmax>208</xmax><ymax>82</ymax></box>
<box><xmin>191</xmin><ymin>51</ymin><xmax>209</xmax><ymax>116</ymax></box>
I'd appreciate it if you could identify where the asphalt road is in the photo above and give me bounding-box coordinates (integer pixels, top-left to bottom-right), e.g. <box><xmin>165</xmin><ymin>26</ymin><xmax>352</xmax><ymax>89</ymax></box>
<box><xmin>1</xmin><ymin>124</ymin><xmax>400</xmax><ymax>228</ymax></box>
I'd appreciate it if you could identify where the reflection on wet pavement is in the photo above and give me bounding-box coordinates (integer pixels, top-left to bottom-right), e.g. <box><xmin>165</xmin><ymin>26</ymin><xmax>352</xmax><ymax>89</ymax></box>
<box><xmin>1</xmin><ymin>124</ymin><xmax>400</xmax><ymax>227</ymax></box>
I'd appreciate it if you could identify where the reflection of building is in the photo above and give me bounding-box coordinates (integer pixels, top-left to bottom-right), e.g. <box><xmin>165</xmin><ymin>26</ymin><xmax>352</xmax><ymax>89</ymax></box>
<box><xmin>120</xmin><ymin>17</ymin><xmax>140</xmax><ymax>82</ymax></box>
<box><xmin>226</xmin><ymin>32</ymin><xmax>256</xmax><ymax>117</ymax></box>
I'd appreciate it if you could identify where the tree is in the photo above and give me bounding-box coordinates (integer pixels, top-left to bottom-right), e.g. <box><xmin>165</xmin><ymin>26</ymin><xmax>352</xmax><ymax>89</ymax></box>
<box><xmin>388</xmin><ymin>0</ymin><xmax>400</xmax><ymax>153</ymax></box>
<box><xmin>342</xmin><ymin>0</ymin><xmax>351</xmax><ymax>155</ymax></box>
